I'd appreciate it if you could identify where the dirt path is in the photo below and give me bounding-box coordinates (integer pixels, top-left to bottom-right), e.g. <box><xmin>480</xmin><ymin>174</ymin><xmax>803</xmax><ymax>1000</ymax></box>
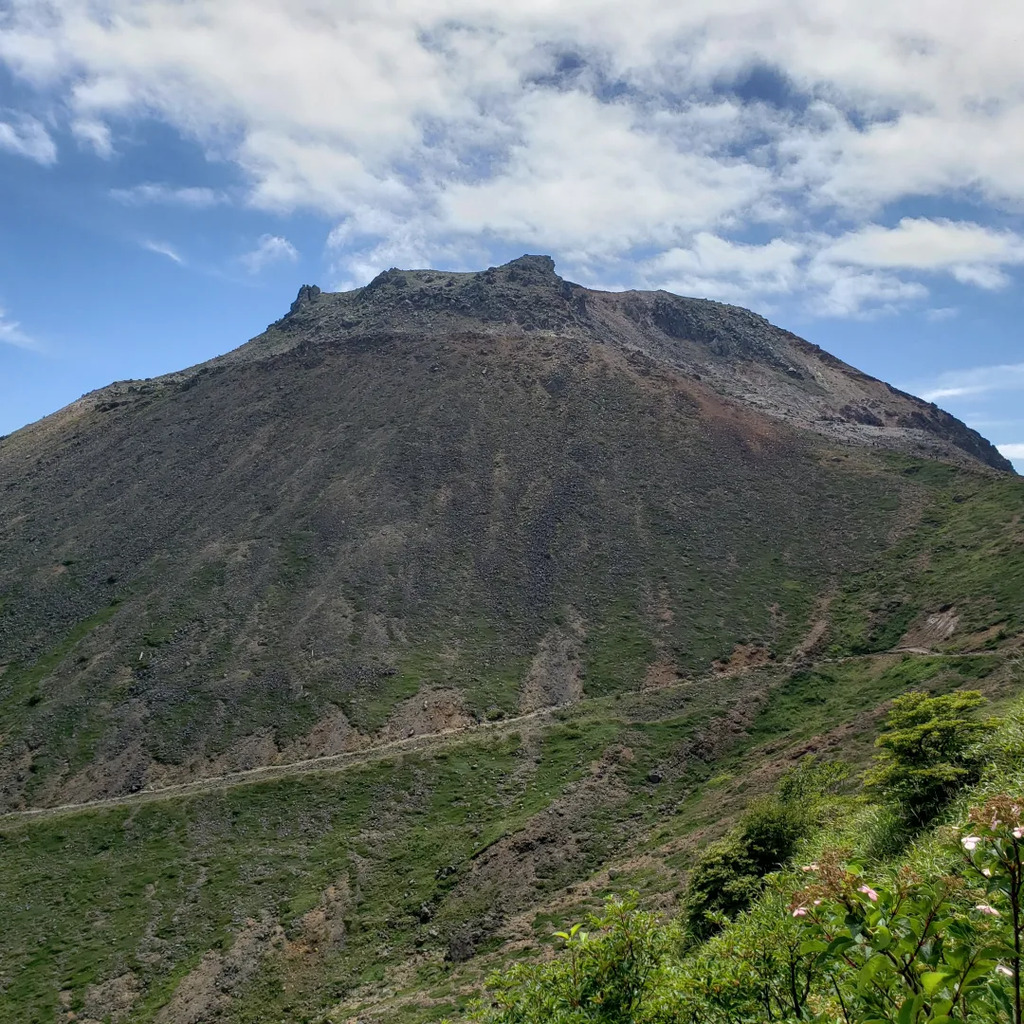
<box><xmin>0</xmin><ymin>647</ymin><xmax>1007</xmax><ymax>825</ymax></box>
<box><xmin>0</xmin><ymin>705</ymin><xmax>577</xmax><ymax>824</ymax></box>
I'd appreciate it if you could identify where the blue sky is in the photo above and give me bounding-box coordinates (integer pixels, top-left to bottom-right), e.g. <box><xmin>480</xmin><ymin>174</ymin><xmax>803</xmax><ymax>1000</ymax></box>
<box><xmin>0</xmin><ymin>0</ymin><xmax>1022</xmax><ymax>471</ymax></box>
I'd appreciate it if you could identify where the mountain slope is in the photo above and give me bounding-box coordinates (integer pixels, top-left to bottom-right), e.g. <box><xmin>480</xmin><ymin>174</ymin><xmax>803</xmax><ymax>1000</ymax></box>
<box><xmin>0</xmin><ymin>256</ymin><xmax>1014</xmax><ymax>813</ymax></box>
<box><xmin>1</xmin><ymin>257</ymin><xmax>1022</xmax><ymax>1024</ymax></box>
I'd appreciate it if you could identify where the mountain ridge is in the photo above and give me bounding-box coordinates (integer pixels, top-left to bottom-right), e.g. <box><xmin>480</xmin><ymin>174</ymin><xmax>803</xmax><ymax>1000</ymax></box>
<box><xmin>57</xmin><ymin>254</ymin><xmax>1011</xmax><ymax>474</ymax></box>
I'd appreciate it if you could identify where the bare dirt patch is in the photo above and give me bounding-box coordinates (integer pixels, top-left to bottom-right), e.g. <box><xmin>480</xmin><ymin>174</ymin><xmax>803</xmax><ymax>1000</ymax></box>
<box><xmin>897</xmin><ymin>606</ymin><xmax>961</xmax><ymax>652</ymax></box>
<box><xmin>79</xmin><ymin>972</ymin><xmax>142</xmax><ymax>1023</ymax></box>
<box><xmin>379</xmin><ymin>687</ymin><xmax>476</xmax><ymax>741</ymax></box>
<box><xmin>155</xmin><ymin>916</ymin><xmax>285</xmax><ymax>1024</ymax></box>
<box><xmin>713</xmin><ymin>644</ymin><xmax>772</xmax><ymax>676</ymax></box>
<box><xmin>519</xmin><ymin>620</ymin><xmax>585</xmax><ymax>713</ymax></box>
<box><xmin>793</xmin><ymin>594</ymin><xmax>833</xmax><ymax>659</ymax></box>
<box><xmin>281</xmin><ymin>706</ymin><xmax>363</xmax><ymax>760</ymax></box>
<box><xmin>642</xmin><ymin>659</ymin><xmax>683</xmax><ymax>690</ymax></box>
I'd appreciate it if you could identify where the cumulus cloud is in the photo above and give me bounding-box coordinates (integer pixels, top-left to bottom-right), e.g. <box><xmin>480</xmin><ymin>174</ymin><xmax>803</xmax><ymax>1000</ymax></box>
<box><xmin>0</xmin><ymin>113</ymin><xmax>56</xmax><ymax>164</ymax></box>
<box><xmin>110</xmin><ymin>183</ymin><xmax>223</xmax><ymax>207</ymax></box>
<box><xmin>240</xmin><ymin>234</ymin><xmax>299</xmax><ymax>273</ymax></box>
<box><xmin>2</xmin><ymin>0</ymin><xmax>1024</xmax><ymax>312</ymax></box>
<box><xmin>998</xmin><ymin>443</ymin><xmax>1024</xmax><ymax>460</ymax></box>
<box><xmin>142</xmin><ymin>240</ymin><xmax>184</xmax><ymax>264</ymax></box>
<box><xmin>818</xmin><ymin>219</ymin><xmax>1024</xmax><ymax>289</ymax></box>
<box><xmin>642</xmin><ymin>235</ymin><xmax>804</xmax><ymax>302</ymax></box>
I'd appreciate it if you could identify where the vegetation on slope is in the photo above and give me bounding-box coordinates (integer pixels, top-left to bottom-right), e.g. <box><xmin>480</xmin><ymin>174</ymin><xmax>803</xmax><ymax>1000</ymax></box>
<box><xmin>467</xmin><ymin>678</ymin><xmax>1024</xmax><ymax>1024</ymax></box>
<box><xmin>0</xmin><ymin>651</ymin><xmax>1014</xmax><ymax>1023</ymax></box>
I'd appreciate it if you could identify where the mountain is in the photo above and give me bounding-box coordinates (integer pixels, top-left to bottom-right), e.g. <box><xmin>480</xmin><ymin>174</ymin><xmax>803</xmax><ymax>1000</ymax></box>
<box><xmin>0</xmin><ymin>256</ymin><xmax>1021</xmax><ymax>1023</ymax></box>
<box><xmin>0</xmin><ymin>255</ymin><xmax>1014</xmax><ymax>812</ymax></box>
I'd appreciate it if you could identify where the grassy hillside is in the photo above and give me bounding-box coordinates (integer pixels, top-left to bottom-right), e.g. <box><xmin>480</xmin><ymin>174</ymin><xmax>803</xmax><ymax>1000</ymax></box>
<box><xmin>0</xmin><ymin>647</ymin><xmax>1015</xmax><ymax>1024</ymax></box>
<box><xmin>463</xmin><ymin>665</ymin><xmax>1024</xmax><ymax>1024</ymax></box>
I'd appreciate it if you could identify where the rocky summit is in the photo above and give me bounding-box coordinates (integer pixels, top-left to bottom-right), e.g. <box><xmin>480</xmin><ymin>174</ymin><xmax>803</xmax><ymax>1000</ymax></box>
<box><xmin>0</xmin><ymin>257</ymin><xmax>1021</xmax><ymax>1023</ymax></box>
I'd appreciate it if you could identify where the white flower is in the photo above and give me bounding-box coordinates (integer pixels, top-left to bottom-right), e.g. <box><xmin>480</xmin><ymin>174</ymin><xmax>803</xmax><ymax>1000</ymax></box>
<box><xmin>962</xmin><ymin>836</ymin><xmax>982</xmax><ymax>851</ymax></box>
<box><xmin>1013</xmin><ymin>827</ymin><xmax>1024</xmax><ymax>840</ymax></box>
<box><xmin>983</xmin><ymin>868</ymin><xmax>993</xmax><ymax>878</ymax></box>
<box><xmin>976</xmin><ymin>904</ymin><xmax>1001</xmax><ymax>917</ymax></box>
<box><xmin>801</xmin><ymin>864</ymin><xmax>819</xmax><ymax>872</ymax></box>
<box><xmin>998</xmin><ymin>965</ymin><xmax>1014</xmax><ymax>977</ymax></box>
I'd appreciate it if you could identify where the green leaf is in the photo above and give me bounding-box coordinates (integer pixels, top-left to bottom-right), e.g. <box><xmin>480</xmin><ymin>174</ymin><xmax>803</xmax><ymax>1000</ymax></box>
<box><xmin>827</xmin><ymin>935</ymin><xmax>857</xmax><ymax>956</ymax></box>
<box><xmin>799</xmin><ymin>939</ymin><xmax>828</xmax><ymax>955</ymax></box>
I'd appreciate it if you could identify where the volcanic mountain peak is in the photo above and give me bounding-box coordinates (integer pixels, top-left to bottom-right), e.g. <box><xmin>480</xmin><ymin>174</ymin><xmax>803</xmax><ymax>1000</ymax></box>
<box><xmin>217</xmin><ymin>254</ymin><xmax>1009</xmax><ymax>474</ymax></box>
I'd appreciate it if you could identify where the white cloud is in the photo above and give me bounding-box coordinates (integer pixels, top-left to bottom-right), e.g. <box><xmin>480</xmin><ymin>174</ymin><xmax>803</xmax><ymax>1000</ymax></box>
<box><xmin>997</xmin><ymin>443</ymin><xmax>1024</xmax><ymax>461</ymax></box>
<box><xmin>111</xmin><ymin>183</ymin><xmax>223</xmax><ymax>207</ymax></box>
<box><xmin>240</xmin><ymin>234</ymin><xmax>298</xmax><ymax>273</ymax></box>
<box><xmin>3</xmin><ymin>1</ymin><xmax>1024</xmax><ymax>314</ymax></box>
<box><xmin>805</xmin><ymin>266</ymin><xmax>928</xmax><ymax>319</ymax></box>
<box><xmin>70</xmin><ymin>117</ymin><xmax>112</xmax><ymax>157</ymax></box>
<box><xmin>910</xmin><ymin>363</ymin><xmax>1024</xmax><ymax>403</ymax></box>
<box><xmin>0</xmin><ymin>307</ymin><xmax>39</xmax><ymax>350</ymax></box>
<box><xmin>818</xmin><ymin>219</ymin><xmax>1024</xmax><ymax>290</ymax></box>
<box><xmin>642</xmin><ymin>234</ymin><xmax>804</xmax><ymax>302</ymax></box>
<box><xmin>0</xmin><ymin>114</ymin><xmax>56</xmax><ymax>164</ymax></box>
<box><xmin>142</xmin><ymin>240</ymin><xmax>184</xmax><ymax>264</ymax></box>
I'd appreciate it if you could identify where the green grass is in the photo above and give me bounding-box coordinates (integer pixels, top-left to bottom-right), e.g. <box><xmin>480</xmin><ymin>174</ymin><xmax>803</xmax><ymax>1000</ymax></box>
<box><xmin>582</xmin><ymin>602</ymin><xmax>657</xmax><ymax>697</ymax></box>
<box><xmin>0</xmin><ymin>601</ymin><xmax>121</xmax><ymax>713</ymax></box>
<box><xmin>0</xmin><ymin>648</ymin><xmax>1015</xmax><ymax>1023</ymax></box>
<box><xmin>748</xmin><ymin>655</ymin><xmax>1000</xmax><ymax>745</ymax></box>
<box><xmin>829</xmin><ymin>464</ymin><xmax>1024</xmax><ymax>654</ymax></box>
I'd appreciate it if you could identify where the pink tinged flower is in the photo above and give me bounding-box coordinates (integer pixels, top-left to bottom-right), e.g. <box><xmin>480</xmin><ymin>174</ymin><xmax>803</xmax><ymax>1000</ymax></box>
<box><xmin>1013</xmin><ymin>828</ymin><xmax>1024</xmax><ymax>840</ymax></box>
<box><xmin>801</xmin><ymin>864</ymin><xmax>819</xmax><ymax>872</ymax></box>
<box><xmin>998</xmin><ymin>965</ymin><xmax>1015</xmax><ymax>977</ymax></box>
<box><xmin>814</xmin><ymin>899</ymin><xmax>822</xmax><ymax>906</ymax></box>
<box><xmin>976</xmin><ymin>904</ymin><xmax>1001</xmax><ymax>917</ymax></box>
<box><xmin>983</xmin><ymin>868</ymin><xmax>993</xmax><ymax>878</ymax></box>
<box><xmin>963</xmin><ymin>836</ymin><xmax>982</xmax><ymax>851</ymax></box>
<box><xmin>858</xmin><ymin>885</ymin><xmax>879</xmax><ymax>902</ymax></box>
<box><xmin>792</xmin><ymin>907</ymin><xmax>808</xmax><ymax>918</ymax></box>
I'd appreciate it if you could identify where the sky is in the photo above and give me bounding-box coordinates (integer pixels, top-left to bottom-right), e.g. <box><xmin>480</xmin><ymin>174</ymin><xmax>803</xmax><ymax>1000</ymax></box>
<box><xmin>0</xmin><ymin>0</ymin><xmax>1022</xmax><ymax>471</ymax></box>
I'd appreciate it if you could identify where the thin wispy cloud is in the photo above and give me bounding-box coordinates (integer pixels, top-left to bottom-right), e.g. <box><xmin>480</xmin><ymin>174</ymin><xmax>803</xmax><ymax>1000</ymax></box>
<box><xmin>0</xmin><ymin>308</ymin><xmax>40</xmax><ymax>351</ymax></box>
<box><xmin>240</xmin><ymin>234</ymin><xmax>298</xmax><ymax>273</ymax></box>
<box><xmin>111</xmin><ymin>183</ymin><xmax>223</xmax><ymax>207</ymax></box>
<box><xmin>0</xmin><ymin>114</ymin><xmax>56</xmax><ymax>165</ymax></box>
<box><xmin>142</xmin><ymin>240</ymin><xmax>184</xmax><ymax>265</ymax></box>
<box><xmin>71</xmin><ymin>118</ymin><xmax>112</xmax><ymax>158</ymax></box>
<box><xmin>909</xmin><ymin>363</ymin><xmax>1024</xmax><ymax>403</ymax></box>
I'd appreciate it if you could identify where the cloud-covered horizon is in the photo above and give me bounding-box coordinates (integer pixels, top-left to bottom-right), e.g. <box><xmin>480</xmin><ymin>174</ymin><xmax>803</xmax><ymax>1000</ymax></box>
<box><xmin>3</xmin><ymin>0</ymin><xmax>1024</xmax><ymax>315</ymax></box>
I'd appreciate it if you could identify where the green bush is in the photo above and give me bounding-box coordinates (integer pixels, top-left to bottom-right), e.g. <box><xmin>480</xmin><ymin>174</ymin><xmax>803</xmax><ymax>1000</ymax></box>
<box><xmin>865</xmin><ymin>690</ymin><xmax>997</xmax><ymax>828</ymax></box>
<box><xmin>684</xmin><ymin>795</ymin><xmax>816</xmax><ymax>940</ymax></box>
<box><xmin>469</xmin><ymin>893</ymin><xmax>673</xmax><ymax>1023</ymax></box>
